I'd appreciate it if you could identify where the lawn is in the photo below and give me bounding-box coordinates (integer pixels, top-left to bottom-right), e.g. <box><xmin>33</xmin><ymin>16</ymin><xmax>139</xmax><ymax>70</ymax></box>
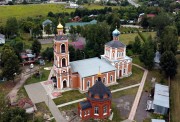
<box><xmin>109</xmin><ymin>65</ymin><xmax>143</xmax><ymax>90</ymax></box>
<box><xmin>120</xmin><ymin>32</ymin><xmax>156</xmax><ymax>45</ymax></box>
<box><xmin>53</xmin><ymin>90</ymin><xmax>86</xmax><ymax>105</ymax></box>
<box><xmin>0</xmin><ymin>4</ymin><xmax>119</xmax><ymax>26</ymax></box>
<box><xmin>59</xmin><ymin>87</ymin><xmax>138</xmax><ymax>121</ymax></box>
<box><xmin>170</xmin><ymin>55</ymin><xmax>180</xmax><ymax>122</ymax></box>
<box><xmin>54</xmin><ymin>64</ymin><xmax>143</xmax><ymax>105</ymax></box>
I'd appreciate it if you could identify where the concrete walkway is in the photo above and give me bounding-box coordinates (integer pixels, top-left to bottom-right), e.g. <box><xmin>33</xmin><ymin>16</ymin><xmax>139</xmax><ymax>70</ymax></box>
<box><xmin>25</xmin><ymin>83</ymin><xmax>67</xmax><ymax>122</ymax></box>
<box><xmin>57</xmin><ymin>83</ymin><xmax>141</xmax><ymax>108</ymax></box>
<box><xmin>128</xmin><ymin>64</ymin><xmax>148</xmax><ymax>121</ymax></box>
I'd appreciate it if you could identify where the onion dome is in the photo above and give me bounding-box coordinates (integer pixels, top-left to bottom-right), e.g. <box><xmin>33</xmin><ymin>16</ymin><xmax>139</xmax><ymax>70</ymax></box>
<box><xmin>112</xmin><ymin>28</ymin><xmax>120</xmax><ymax>36</ymax></box>
<box><xmin>87</xmin><ymin>77</ymin><xmax>112</xmax><ymax>101</ymax></box>
<box><xmin>57</xmin><ymin>23</ymin><xmax>63</xmax><ymax>29</ymax></box>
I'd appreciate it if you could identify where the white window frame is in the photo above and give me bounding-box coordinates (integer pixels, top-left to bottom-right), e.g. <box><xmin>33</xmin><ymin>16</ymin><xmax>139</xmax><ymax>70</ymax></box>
<box><xmin>94</xmin><ymin>106</ymin><xmax>99</xmax><ymax>115</ymax></box>
<box><xmin>103</xmin><ymin>106</ymin><xmax>107</xmax><ymax>115</ymax></box>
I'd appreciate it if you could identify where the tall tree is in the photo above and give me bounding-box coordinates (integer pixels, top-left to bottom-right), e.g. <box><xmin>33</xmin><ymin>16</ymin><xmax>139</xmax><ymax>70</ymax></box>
<box><xmin>31</xmin><ymin>39</ymin><xmax>41</xmax><ymax>55</ymax></box>
<box><xmin>159</xmin><ymin>26</ymin><xmax>178</xmax><ymax>55</ymax></box>
<box><xmin>160</xmin><ymin>51</ymin><xmax>178</xmax><ymax>79</ymax></box>
<box><xmin>132</xmin><ymin>36</ymin><xmax>141</xmax><ymax>54</ymax></box>
<box><xmin>1</xmin><ymin>45</ymin><xmax>20</xmax><ymax>80</ymax></box>
<box><xmin>5</xmin><ymin>17</ymin><xmax>19</xmax><ymax>38</ymax></box>
<box><xmin>69</xmin><ymin>45</ymin><xmax>76</xmax><ymax>61</ymax></box>
<box><xmin>140</xmin><ymin>36</ymin><xmax>155</xmax><ymax>69</ymax></box>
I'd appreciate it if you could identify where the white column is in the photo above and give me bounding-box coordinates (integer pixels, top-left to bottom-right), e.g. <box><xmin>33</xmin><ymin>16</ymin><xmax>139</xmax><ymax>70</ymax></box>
<box><xmin>92</xmin><ymin>76</ymin><xmax>95</xmax><ymax>86</ymax></box>
<box><xmin>110</xmin><ymin>48</ymin><xmax>112</xmax><ymax>60</ymax></box>
<box><xmin>114</xmin><ymin>70</ymin><xmax>117</xmax><ymax>82</ymax></box>
<box><xmin>106</xmin><ymin>73</ymin><xmax>108</xmax><ymax>84</ymax></box>
<box><xmin>60</xmin><ymin>74</ymin><xmax>63</xmax><ymax>89</ymax></box>
<box><xmin>118</xmin><ymin>62</ymin><xmax>120</xmax><ymax>78</ymax></box>
<box><xmin>58</xmin><ymin>56</ymin><xmax>60</xmax><ymax>67</ymax></box>
<box><xmin>124</xmin><ymin>47</ymin><xmax>126</xmax><ymax>57</ymax></box>
<box><xmin>67</xmin><ymin>74</ymin><xmax>70</xmax><ymax>87</ymax></box>
<box><xmin>82</xmin><ymin>78</ymin><xmax>84</xmax><ymax>91</ymax></box>
<box><xmin>115</xmin><ymin>48</ymin><xmax>117</xmax><ymax>60</ymax></box>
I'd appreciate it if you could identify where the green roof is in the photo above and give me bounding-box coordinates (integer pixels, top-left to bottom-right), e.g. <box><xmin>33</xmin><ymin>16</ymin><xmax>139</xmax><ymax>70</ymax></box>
<box><xmin>65</xmin><ymin>20</ymin><xmax>97</xmax><ymax>28</ymax></box>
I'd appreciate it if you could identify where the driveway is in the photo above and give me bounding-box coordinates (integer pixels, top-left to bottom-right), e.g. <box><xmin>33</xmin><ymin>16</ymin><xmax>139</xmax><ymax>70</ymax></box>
<box><xmin>25</xmin><ymin>83</ymin><xmax>67</xmax><ymax>122</ymax></box>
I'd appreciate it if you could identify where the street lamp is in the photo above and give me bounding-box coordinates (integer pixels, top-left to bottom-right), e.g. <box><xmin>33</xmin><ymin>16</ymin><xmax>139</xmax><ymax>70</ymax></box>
<box><xmin>30</xmin><ymin>63</ymin><xmax>34</xmax><ymax>79</ymax></box>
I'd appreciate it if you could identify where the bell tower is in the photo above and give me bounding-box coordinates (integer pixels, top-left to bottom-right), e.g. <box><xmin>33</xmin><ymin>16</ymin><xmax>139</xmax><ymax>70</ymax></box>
<box><xmin>53</xmin><ymin>22</ymin><xmax>70</xmax><ymax>89</ymax></box>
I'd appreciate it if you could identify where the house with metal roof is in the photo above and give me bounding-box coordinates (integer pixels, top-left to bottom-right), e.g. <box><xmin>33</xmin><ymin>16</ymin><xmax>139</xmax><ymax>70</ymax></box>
<box><xmin>42</xmin><ymin>19</ymin><xmax>55</xmax><ymax>38</ymax></box>
<box><xmin>151</xmin><ymin>119</ymin><xmax>166</xmax><ymax>122</ymax></box>
<box><xmin>50</xmin><ymin>22</ymin><xmax>132</xmax><ymax>93</ymax></box>
<box><xmin>153</xmin><ymin>83</ymin><xmax>169</xmax><ymax>115</ymax></box>
<box><xmin>65</xmin><ymin>20</ymin><xmax>97</xmax><ymax>33</ymax></box>
<box><xmin>0</xmin><ymin>34</ymin><xmax>5</xmax><ymax>44</ymax></box>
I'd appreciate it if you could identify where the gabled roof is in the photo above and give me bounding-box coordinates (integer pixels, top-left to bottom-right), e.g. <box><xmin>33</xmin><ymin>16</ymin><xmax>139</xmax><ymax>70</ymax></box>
<box><xmin>79</xmin><ymin>101</ymin><xmax>92</xmax><ymax>110</ymax></box>
<box><xmin>70</xmin><ymin>57</ymin><xmax>116</xmax><ymax>78</ymax></box>
<box><xmin>151</xmin><ymin>119</ymin><xmax>165</xmax><ymax>122</ymax></box>
<box><xmin>65</xmin><ymin>20</ymin><xmax>97</xmax><ymax>28</ymax></box>
<box><xmin>105</xmin><ymin>40</ymin><xmax>126</xmax><ymax>48</ymax></box>
<box><xmin>153</xmin><ymin>83</ymin><xmax>169</xmax><ymax>108</ymax></box>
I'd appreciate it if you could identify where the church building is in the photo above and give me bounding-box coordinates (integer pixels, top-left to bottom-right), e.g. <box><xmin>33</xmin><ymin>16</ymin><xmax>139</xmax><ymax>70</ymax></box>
<box><xmin>51</xmin><ymin>23</ymin><xmax>132</xmax><ymax>93</ymax></box>
<box><xmin>78</xmin><ymin>73</ymin><xmax>112</xmax><ymax>120</ymax></box>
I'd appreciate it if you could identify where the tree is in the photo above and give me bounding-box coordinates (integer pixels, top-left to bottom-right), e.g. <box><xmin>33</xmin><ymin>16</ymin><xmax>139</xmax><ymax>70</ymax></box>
<box><xmin>1</xmin><ymin>45</ymin><xmax>20</xmax><ymax>80</ymax></box>
<box><xmin>140</xmin><ymin>15</ymin><xmax>149</xmax><ymax>28</ymax></box>
<box><xmin>132</xmin><ymin>36</ymin><xmax>141</xmax><ymax>54</ymax></box>
<box><xmin>69</xmin><ymin>46</ymin><xmax>76</xmax><ymax>61</ymax></box>
<box><xmin>160</xmin><ymin>51</ymin><xmax>178</xmax><ymax>79</ymax></box>
<box><xmin>31</xmin><ymin>39</ymin><xmax>41</xmax><ymax>55</ymax></box>
<box><xmin>5</xmin><ymin>17</ymin><xmax>19</xmax><ymax>38</ymax></box>
<box><xmin>44</xmin><ymin>24</ymin><xmax>52</xmax><ymax>36</ymax></box>
<box><xmin>152</xmin><ymin>13</ymin><xmax>173</xmax><ymax>36</ymax></box>
<box><xmin>140</xmin><ymin>36</ymin><xmax>155</xmax><ymax>69</ymax></box>
<box><xmin>1</xmin><ymin>107</ymin><xmax>28</xmax><ymax>122</ymax></box>
<box><xmin>42</xmin><ymin>47</ymin><xmax>53</xmax><ymax>61</ymax></box>
<box><xmin>159</xmin><ymin>26</ymin><xmax>178</xmax><ymax>55</ymax></box>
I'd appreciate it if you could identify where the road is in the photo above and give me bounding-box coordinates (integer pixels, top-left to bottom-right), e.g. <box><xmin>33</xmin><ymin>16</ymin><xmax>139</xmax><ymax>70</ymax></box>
<box><xmin>127</xmin><ymin>0</ymin><xmax>140</xmax><ymax>8</ymax></box>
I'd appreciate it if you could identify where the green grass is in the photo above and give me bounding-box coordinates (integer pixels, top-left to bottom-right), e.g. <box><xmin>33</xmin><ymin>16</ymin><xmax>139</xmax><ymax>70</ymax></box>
<box><xmin>0</xmin><ymin>4</ymin><xmax>74</xmax><ymax>26</ymax></box>
<box><xmin>120</xmin><ymin>32</ymin><xmax>156</xmax><ymax>45</ymax></box>
<box><xmin>53</xmin><ymin>90</ymin><xmax>85</xmax><ymax>105</ymax></box>
<box><xmin>170</xmin><ymin>55</ymin><xmax>180</xmax><ymax>122</ymax></box>
<box><xmin>35</xmin><ymin>102</ymin><xmax>52</xmax><ymax>116</ymax></box>
<box><xmin>59</xmin><ymin>87</ymin><xmax>138</xmax><ymax>121</ymax></box>
<box><xmin>132</xmin><ymin>55</ymin><xmax>144</xmax><ymax>67</ymax></box>
<box><xmin>54</xmin><ymin>64</ymin><xmax>143</xmax><ymax>105</ymax></box>
<box><xmin>0</xmin><ymin>4</ymin><xmax>119</xmax><ymax>26</ymax></box>
<box><xmin>41</xmin><ymin>43</ymin><xmax>53</xmax><ymax>52</ymax></box>
<box><xmin>109</xmin><ymin>65</ymin><xmax>143</xmax><ymax>90</ymax></box>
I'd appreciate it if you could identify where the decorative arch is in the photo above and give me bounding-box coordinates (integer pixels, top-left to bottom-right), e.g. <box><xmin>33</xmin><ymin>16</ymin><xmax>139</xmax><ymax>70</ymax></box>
<box><xmin>62</xmin><ymin>58</ymin><xmax>66</xmax><ymax>67</ymax></box>
<box><xmin>61</xmin><ymin>44</ymin><xmax>65</xmax><ymax>53</ymax></box>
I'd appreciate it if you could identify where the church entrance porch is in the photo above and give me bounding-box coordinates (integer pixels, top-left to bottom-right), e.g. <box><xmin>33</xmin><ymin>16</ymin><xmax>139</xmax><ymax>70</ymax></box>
<box><xmin>63</xmin><ymin>80</ymin><xmax>67</xmax><ymax>88</ymax></box>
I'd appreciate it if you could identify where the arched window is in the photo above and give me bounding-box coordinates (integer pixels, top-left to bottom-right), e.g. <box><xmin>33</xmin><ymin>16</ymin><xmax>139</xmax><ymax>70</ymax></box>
<box><xmin>62</xmin><ymin>58</ymin><xmax>66</xmax><ymax>67</ymax></box>
<box><xmin>61</xmin><ymin>44</ymin><xmax>65</xmax><ymax>53</ymax></box>
<box><xmin>87</xmin><ymin>81</ymin><xmax>90</xmax><ymax>88</ymax></box>
<box><xmin>110</xmin><ymin>75</ymin><xmax>113</xmax><ymax>82</ymax></box>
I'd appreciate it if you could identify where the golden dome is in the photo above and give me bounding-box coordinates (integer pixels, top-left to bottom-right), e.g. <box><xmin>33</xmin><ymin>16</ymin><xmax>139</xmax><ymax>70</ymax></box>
<box><xmin>57</xmin><ymin>23</ymin><xmax>63</xmax><ymax>29</ymax></box>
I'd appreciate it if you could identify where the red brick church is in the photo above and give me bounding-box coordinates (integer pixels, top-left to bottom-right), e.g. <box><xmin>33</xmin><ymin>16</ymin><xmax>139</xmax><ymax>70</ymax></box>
<box><xmin>51</xmin><ymin>22</ymin><xmax>132</xmax><ymax>92</ymax></box>
<box><xmin>78</xmin><ymin>73</ymin><xmax>112</xmax><ymax>120</ymax></box>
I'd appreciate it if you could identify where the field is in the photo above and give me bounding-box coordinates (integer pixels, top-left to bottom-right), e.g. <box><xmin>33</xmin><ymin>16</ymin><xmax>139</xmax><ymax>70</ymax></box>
<box><xmin>120</xmin><ymin>32</ymin><xmax>156</xmax><ymax>45</ymax></box>
<box><xmin>171</xmin><ymin>55</ymin><xmax>180</xmax><ymax>122</ymax></box>
<box><xmin>0</xmin><ymin>4</ymin><xmax>119</xmax><ymax>26</ymax></box>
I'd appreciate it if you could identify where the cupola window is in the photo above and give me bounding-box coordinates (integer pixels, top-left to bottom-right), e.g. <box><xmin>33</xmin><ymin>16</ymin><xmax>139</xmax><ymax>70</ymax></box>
<box><xmin>61</xmin><ymin>44</ymin><xmax>65</xmax><ymax>53</ymax></box>
<box><xmin>94</xmin><ymin>106</ymin><xmax>99</xmax><ymax>115</ymax></box>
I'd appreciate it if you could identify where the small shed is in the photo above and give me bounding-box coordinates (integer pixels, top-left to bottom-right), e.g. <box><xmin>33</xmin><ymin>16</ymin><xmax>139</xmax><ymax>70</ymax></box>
<box><xmin>153</xmin><ymin>83</ymin><xmax>169</xmax><ymax>115</ymax></box>
<box><xmin>151</xmin><ymin>119</ymin><xmax>165</xmax><ymax>122</ymax></box>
